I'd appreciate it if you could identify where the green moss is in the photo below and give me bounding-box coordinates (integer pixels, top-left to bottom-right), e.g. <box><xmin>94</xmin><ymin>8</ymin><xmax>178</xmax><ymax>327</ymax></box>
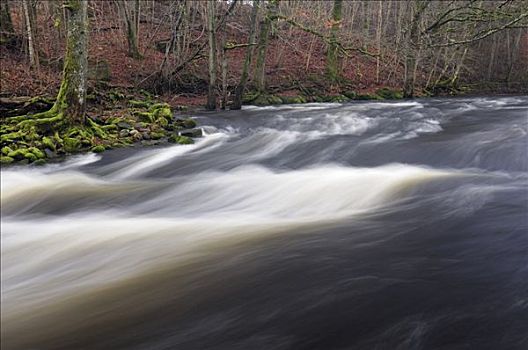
<box><xmin>24</xmin><ymin>152</ymin><xmax>37</xmax><ymax>162</ymax></box>
<box><xmin>129</xmin><ymin>100</ymin><xmax>151</xmax><ymax>108</ymax></box>
<box><xmin>156</xmin><ymin>117</ymin><xmax>169</xmax><ymax>128</ymax></box>
<box><xmin>149</xmin><ymin>103</ymin><xmax>170</xmax><ymax>112</ymax></box>
<box><xmin>328</xmin><ymin>95</ymin><xmax>349</xmax><ymax>103</ymax></box>
<box><xmin>0</xmin><ymin>156</ymin><xmax>14</xmax><ymax>164</ymax></box>
<box><xmin>342</xmin><ymin>91</ymin><xmax>357</xmax><ymax>99</ymax></box>
<box><xmin>102</xmin><ymin>124</ymin><xmax>118</xmax><ymax>131</ymax></box>
<box><xmin>29</xmin><ymin>147</ymin><xmax>45</xmax><ymax>159</ymax></box>
<box><xmin>33</xmin><ymin>159</ymin><xmax>47</xmax><ymax>166</ymax></box>
<box><xmin>168</xmin><ymin>135</ymin><xmax>194</xmax><ymax>144</ymax></box>
<box><xmin>63</xmin><ymin>137</ymin><xmax>81</xmax><ymax>153</ymax></box>
<box><xmin>137</xmin><ymin>112</ymin><xmax>154</xmax><ymax>123</ymax></box>
<box><xmin>182</xmin><ymin>119</ymin><xmax>197</xmax><ymax>129</ymax></box>
<box><xmin>7</xmin><ymin>148</ymin><xmax>29</xmax><ymax>160</ymax></box>
<box><xmin>375</xmin><ymin>88</ymin><xmax>403</xmax><ymax>99</ymax></box>
<box><xmin>355</xmin><ymin>94</ymin><xmax>382</xmax><ymax>100</ymax></box>
<box><xmin>1</xmin><ymin>146</ymin><xmax>13</xmax><ymax>155</ymax></box>
<box><xmin>42</xmin><ymin>136</ymin><xmax>56</xmax><ymax>151</ymax></box>
<box><xmin>280</xmin><ymin>96</ymin><xmax>306</xmax><ymax>104</ymax></box>
<box><xmin>91</xmin><ymin>145</ymin><xmax>105</xmax><ymax>153</ymax></box>
<box><xmin>150</xmin><ymin>131</ymin><xmax>165</xmax><ymax>140</ymax></box>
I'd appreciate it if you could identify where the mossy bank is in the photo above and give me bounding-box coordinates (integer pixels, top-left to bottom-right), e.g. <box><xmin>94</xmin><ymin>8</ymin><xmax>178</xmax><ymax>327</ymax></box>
<box><xmin>0</xmin><ymin>92</ymin><xmax>201</xmax><ymax>166</ymax></box>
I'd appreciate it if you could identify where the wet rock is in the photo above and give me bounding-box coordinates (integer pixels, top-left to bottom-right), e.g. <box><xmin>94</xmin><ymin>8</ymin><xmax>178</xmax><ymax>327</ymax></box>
<box><xmin>91</xmin><ymin>145</ymin><xmax>105</xmax><ymax>153</ymax></box>
<box><xmin>44</xmin><ymin>148</ymin><xmax>55</xmax><ymax>158</ymax></box>
<box><xmin>33</xmin><ymin>159</ymin><xmax>47</xmax><ymax>166</ymax></box>
<box><xmin>42</xmin><ymin>136</ymin><xmax>56</xmax><ymax>151</ymax></box>
<box><xmin>63</xmin><ymin>137</ymin><xmax>81</xmax><ymax>153</ymax></box>
<box><xmin>132</xmin><ymin>132</ymin><xmax>143</xmax><ymax>141</ymax></box>
<box><xmin>175</xmin><ymin>118</ymin><xmax>197</xmax><ymax>129</ymax></box>
<box><xmin>129</xmin><ymin>129</ymin><xmax>139</xmax><ymax>136</ymax></box>
<box><xmin>179</xmin><ymin>128</ymin><xmax>203</xmax><ymax>138</ymax></box>
<box><xmin>150</xmin><ymin>131</ymin><xmax>164</xmax><ymax>140</ymax></box>
<box><xmin>117</xmin><ymin>121</ymin><xmax>133</xmax><ymax>130</ymax></box>
<box><xmin>119</xmin><ymin>129</ymin><xmax>129</xmax><ymax>138</ymax></box>
<box><xmin>168</xmin><ymin>134</ymin><xmax>193</xmax><ymax>144</ymax></box>
<box><xmin>1</xmin><ymin>146</ymin><xmax>13</xmax><ymax>155</ymax></box>
<box><xmin>0</xmin><ymin>156</ymin><xmax>14</xmax><ymax>164</ymax></box>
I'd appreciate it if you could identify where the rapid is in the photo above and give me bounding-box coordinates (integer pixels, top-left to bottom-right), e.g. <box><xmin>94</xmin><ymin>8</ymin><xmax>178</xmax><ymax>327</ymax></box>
<box><xmin>1</xmin><ymin>96</ymin><xmax>527</xmax><ymax>349</ymax></box>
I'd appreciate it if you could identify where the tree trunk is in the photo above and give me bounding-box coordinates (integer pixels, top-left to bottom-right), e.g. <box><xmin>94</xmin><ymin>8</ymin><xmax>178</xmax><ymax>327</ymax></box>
<box><xmin>53</xmin><ymin>0</ymin><xmax>89</xmax><ymax>125</ymax></box>
<box><xmin>232</xmin><ymin>0</ymin><xmax>259</xmax><ymax>110</ymax></box>
<box><xmin>0</xmin><ymin>1</ymin><xmax>14</xmax><ymax>38</ymax></box>
<box><xmin>403</xmin><ymin>1</ymin><xmax>428</xmax><ymax>98</ymax></box>
<box><xmin>118</xmin><ymin>0</ymin><xmax>142</xmax><ymax>59</ymax></box>
<box><xmin>326</xmin><ymin>0</ymin><xmax>343</xmax><ymax>82</ymax></box>
<box><xmin>206</xmin><ymin>0</ymin><xmax>217</xmax><ymax>110</ymax></box>
<box><xmin>22</xmin><ymin>0</ymin><xmax>39</xmax><ymax>70</ymax></box>
<box><xmin>253</xmin><ymin>0</ymin><xmax>279</xmax><ymax>93</ymax></box>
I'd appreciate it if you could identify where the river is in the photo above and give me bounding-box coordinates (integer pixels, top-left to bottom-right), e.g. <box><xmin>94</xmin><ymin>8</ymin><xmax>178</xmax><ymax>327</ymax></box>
<box><xmin>1</xmin><ymin>96</ymin><xmax>527</xmax><ymax>349</ymax></box>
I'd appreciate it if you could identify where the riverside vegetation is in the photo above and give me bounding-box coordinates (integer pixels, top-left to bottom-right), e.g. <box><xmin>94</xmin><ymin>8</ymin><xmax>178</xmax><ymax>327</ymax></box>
<box><xmin>0</xmin><ymin>90</ymin><xmax>199</xmax><ymax>165</ymax></box>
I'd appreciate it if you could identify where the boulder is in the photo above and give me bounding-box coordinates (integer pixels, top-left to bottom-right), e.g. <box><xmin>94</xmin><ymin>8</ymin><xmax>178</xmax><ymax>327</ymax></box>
<box><xmin>179</xmin><ymin>128</ymin><xmax>203</xmax><ymax>138</ymax></box>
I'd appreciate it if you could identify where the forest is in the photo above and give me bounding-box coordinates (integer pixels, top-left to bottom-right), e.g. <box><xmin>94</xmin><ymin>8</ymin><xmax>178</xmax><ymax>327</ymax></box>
<box><xmin>0</xmin><ymin>0</ymin><xmax>527</xmax><ymax>164</ymax></box>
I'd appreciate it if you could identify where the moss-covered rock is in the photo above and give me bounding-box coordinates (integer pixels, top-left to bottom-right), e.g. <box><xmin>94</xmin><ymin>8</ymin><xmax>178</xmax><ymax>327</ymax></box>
<box><xmin>42</xmin><ymin>136</ymin><xmax>56</xmax><ymax>151</ymax></box>
<box><xmin>253</xmin><ymin>94</ymin><xmax>283</xmax><ymax>106</ymax></box>
<box><xmin>375</xmin><ymin>88</ymin><xmax>403</xmax><ymax>99</ymax></box>
<box><xmin>156</xmin><ymin>117</ymin><xmax>169</xmax><ymax>128</ymax></box>
<box><xmin>136</xmin><ymin>112</ymin><xmax>154</xmax><ymax>123</ymax></box>
<box><xmin>129</xmin><ymin>100</ymin><xmax>151</xmax><ymax>108</ymax></box>
<box><xmin>182</xmin><ymin>118</ymin><xmax>197</xmax><ymax>129</ymax></box>
<box><xmin>342</xmin><ymin>91</ymin><xmax>357</xmax><ymax>99</ymax></box>
<box><xmin>179</xmin><ymin>128</ymin><xmax>203</xmax><ymax>138</ymax></box>
<box><xmin>280</xmin><ymin>95</ymin><xmax>307</xmax><ymax>104</ymax></box>
<box><xmin>0</xmin><ymin>156</ymin><xmax>14</xmax><ymax>164</ymax></box>
<box><xmin>1</xmin><ymin>146</ymin><xmax>13</xmax><ymax>155</ymax></box>
<box><xmin>7</xmin><ymin>148</ymin><xmax>29</xmax><ymax>160</ymax></box>
<box><xmin>24</xmin><ymin>152</ymin><xmax>37</xmax><ymax>162</ymax></box>
<box><xmin>63</xmin><ymin>137</ymin><xmax>81</xmax><ymax>153</ymax></box>
<box><xmin>33</xmin><ymin>159</ymin><xmax>47</xmax><ymax>166</ymax></box>
<box><xmin>168</xmin><ymin>135</ymin><xmax>194</xmax><ymax>144</ymax></box>
<box><xmin>355</xmin><ymin>94</ymin><xmax>382</xmax><ymax>100</ymax></box>
<box><xmin>29</xmin><ymin>147</ymin><xmax>45</xmax><ymax>159</ymax></box>
<box><xmin>150</xmin><ymin>131</ymin><xmax>165</xmax><ymax>140</ymax></box>
<box><xmin>91</xmin><ymin>145</ymin><xmax>105</xmax><ymax>153</ymax></box>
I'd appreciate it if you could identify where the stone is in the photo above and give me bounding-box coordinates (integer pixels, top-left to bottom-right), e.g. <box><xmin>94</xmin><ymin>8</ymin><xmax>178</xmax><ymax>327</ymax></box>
<box><xmin>44</xmin><ymin>148</ymin><xmax>55</xmax><ymax>158</ymax></box>
<box><xmin>0</xmin><ymin>156</ymin><xmax>14</xmax><ymax>164</ymax></box>
<box><xmin>168</xmin><ymin>135</ymin><xmax>194</xmax><ymax>144</ymax></box>
<box><xmin>91</xmin><ymin>145</ymin><xmax>105</xmax><ymax>153</ymax></box>
<box><xmin>33</xmin><ymin>159</ymin><xmax>47</xmax><ymax>166</ymax></box>
<box><xmin>63</xmin><ymin>137</ymin><xmax>81</xmax><ymax>153</ymax></box>
<box><xmin>117</xmin><ymin>121</ymin><xmax>133</xmax><ymax>130</ymax></box>
<box><xmin>179</xmin><ymin>128</ymin><xmax>203</xmax><ymax>138</ymax></box>
<box><xmin>1</xmin><ymin>146</ymin><xmax>13</xmax><ymax>155</ymax></box>
<box><xmin>119</xmin><ymin>129</ymin><xmax>129</xmax><ymax>138</ymax></box>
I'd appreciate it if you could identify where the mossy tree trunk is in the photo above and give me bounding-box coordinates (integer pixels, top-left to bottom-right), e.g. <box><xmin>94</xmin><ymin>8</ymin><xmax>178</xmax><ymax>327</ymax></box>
<box><xmin>206</xmin><ymin>0</ymin><xmax>217</xmax><ymax>110</ymax></box>
<box><xmin>326</xmin><ymin>0</ymin><xmax>343</xmax><ymax>82</ymax></box>
<box><xmin>232</xmin><ymin>0</ymin><xmax>259</xmax><ymax>110</ymax></box>
<box><xmin>253</xmin><ymin>0</ymin><xmax>279</xmax><ymax>93</ymax></box>
<box><xmin>53</xmin><ymin>0</ymin><xmax>89</xmax><ymax>125</ymax></box>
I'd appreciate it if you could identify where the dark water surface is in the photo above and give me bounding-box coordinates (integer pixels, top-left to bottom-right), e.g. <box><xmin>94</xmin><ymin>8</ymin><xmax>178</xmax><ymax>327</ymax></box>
<box><xmin>1</xmin><ymin>97</ymin><xmax>527</xmax><ymax>349</ymax></box>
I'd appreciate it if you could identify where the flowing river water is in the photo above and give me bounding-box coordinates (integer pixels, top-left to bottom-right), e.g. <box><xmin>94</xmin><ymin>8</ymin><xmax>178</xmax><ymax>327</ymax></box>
<box><xmin>1</xmin><ymin>96</ymin><xmax>527</xmax><ymax>349</ymax></box>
